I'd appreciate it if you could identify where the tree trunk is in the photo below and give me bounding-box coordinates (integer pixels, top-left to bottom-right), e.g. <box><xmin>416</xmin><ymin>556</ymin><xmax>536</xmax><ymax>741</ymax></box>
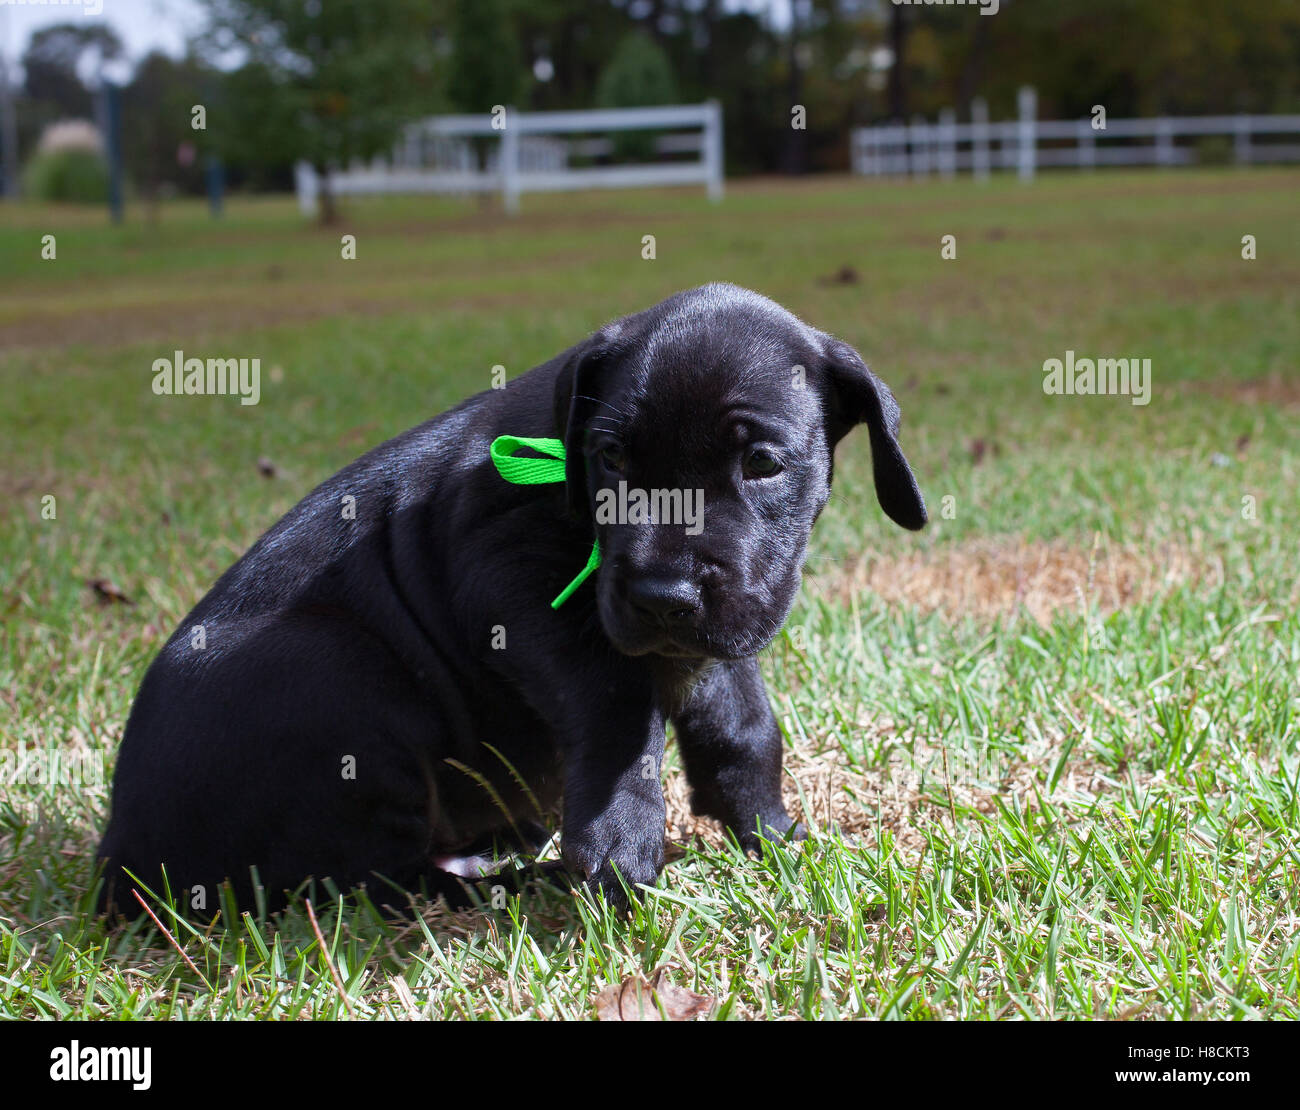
<box><xmin>782</xmin><ymin>6</ymin><xmax>806</xmax><ymax>174</ymax></box>
<box><xmin>888</xmin><ymin>5</ymin><xmax>908</xmax><ymax>122</ymax></box>
<box><xmin>315</xmin><ymin>164</ymin><xmax>337</xmax><ymax>225</ymax></box>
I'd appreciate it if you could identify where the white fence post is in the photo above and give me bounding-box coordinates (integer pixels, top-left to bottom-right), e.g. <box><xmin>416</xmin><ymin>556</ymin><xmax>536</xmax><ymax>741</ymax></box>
<box><xmin>1077</xmin><ymin>118</ymin><xmax>1095</xmax><ymax>169</ymax></box>
<box><xmin>1155</xmin><ymin>117</ymin><xmax>1173</xmax><ymax>166</ymax></box>
<box><xmin>909</xmin><ymin>115</ymin><xmax>930</xmax><ymax>177</ymax></box>
<box><xmin>938</xmin><ymin>108</ymin><xmax>956</xmax><ymax>178</ymax></box>
<box><xmin>500</xmin><ymin>106</ymin><xmax>520</xmax><ymax>214</ymax></box>
<box><xmin>1234</xmin><ymin>114</ymin><xmax>1251</xmax><ymax>165</ymax></box>
<box><xmin>850</xmin><ymin>107</ymin><xmax>1300</xmax><ymax>183</ymax></box>
<box><xmin>972</xmin><ymin>98</ymin><xmax>990</xmax><ymax>182</ymax></box>
<box><xmin>704</xmin><ymin>98</ymin><xmax>724</xmax><ymax>201</ymax></box>
<box><xmin>882</xmin><ymin>124</ymin><xmax>901</xmax><ymax>175</ymax></box>
<box><xmin>859</xmin><ymin>128</ymin><xmax>877</xmax><ymax>176</ymax></box>
<box><xmin>294</xmin><ymin>161</ymin><xmax>318</xmax><ymax>217</ymax></box>
<box><xmin>1017</xmin><ymin>85</ymin><xmax>1037</xmax><ymax>181</ymax></box>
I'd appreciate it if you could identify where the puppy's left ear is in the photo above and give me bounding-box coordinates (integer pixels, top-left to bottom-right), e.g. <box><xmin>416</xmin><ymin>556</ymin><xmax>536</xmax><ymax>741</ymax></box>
<box><xmin>820</xmin><ymin>335</ymin><xmax>927</xmax><ymax>530</ymax></box>
<box><xmin>552</xmin><ymin>333</ymin><xmax>614</xmax><ymax>526</ymax></box>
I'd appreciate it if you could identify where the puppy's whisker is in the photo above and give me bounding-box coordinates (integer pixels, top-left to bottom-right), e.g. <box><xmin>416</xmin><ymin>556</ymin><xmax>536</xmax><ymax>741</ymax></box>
<box><xmin>575</xmin><ymin>394</ymin><xmax>630</xmax><ymax>418</ymax></box>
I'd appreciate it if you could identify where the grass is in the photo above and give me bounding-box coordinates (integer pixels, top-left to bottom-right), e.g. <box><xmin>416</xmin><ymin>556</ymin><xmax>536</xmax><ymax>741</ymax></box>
<box><xmin>1</xmin><ymin>169</ymin><xmax>1298</xmax><ymax>1020</ymax></box>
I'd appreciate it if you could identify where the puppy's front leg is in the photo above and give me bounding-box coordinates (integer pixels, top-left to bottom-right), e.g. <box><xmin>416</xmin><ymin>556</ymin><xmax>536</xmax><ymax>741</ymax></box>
<box><xmin>560</xmin><ymin>693</ymin><xmax>667</xmax><ymax>904</ymax></box>
<box><xmin>672</xmin><ymin>657</ymin><xmax>805</xmax><ymax>853</ymax></box>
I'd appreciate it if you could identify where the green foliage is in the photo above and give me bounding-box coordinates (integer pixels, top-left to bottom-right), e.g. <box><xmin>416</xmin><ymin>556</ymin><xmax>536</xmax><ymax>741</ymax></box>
<box><xmin>21</xmin><ymin>148</ymin><xmax>109</xmax><ymax>203</ymax></box>
<box><xmin>120</xmin><ymin>53</ymin><xmax>209</xmax><ymax>198</ymax></box>
<box><xmin>596</xmin><ymin>32</ymin><xmax>679</xmax><ymax>162</ymax></box>
<box><xmin>596</xmin><ymin>31</ymin><xmax>679</xmax><ymax>110</ymax></box>
<box><xmin>206</xmin><ymin>60</ymin><xmax>303</xmax><ymax>192</ymax></box>
<box><xmin>12</xmin><ymin>1</ymin><xmax>1300</xmax><ymax>189</ymax></box>
<box><xmin>447</xmin><ymin>0</ymin><xmax>520</xmax><ymax>113</ymax></box>
<box><xmin>199</xmin><ymin>0</ymin><xmax>442</xmax><ymax>178</ymax></box>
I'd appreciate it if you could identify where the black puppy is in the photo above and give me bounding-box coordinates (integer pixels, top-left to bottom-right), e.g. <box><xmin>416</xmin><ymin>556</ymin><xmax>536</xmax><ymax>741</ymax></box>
<box><xmin>96</xmin><ymin>283</ymin><xmax>925</xmax><ymax>917</ymax></box>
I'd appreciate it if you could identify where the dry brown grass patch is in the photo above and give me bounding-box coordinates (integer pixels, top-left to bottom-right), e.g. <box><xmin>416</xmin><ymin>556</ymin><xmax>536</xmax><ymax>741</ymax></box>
<box><xmin>1187</xmin><ymin>374</ymin><xmax>1300</xmax><ymax>408</ymax></box>
<box><xmin>820</xmin><ymin>535</ymin><xmax>1213</xmax><ymax>625</ymax></box>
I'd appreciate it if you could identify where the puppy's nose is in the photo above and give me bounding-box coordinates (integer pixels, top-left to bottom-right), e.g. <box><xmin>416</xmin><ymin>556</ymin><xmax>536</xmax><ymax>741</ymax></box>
<box><xmin>626</xmin><ymin>576</ymin><xmax>701</xmax><ymax>627</ymax></box>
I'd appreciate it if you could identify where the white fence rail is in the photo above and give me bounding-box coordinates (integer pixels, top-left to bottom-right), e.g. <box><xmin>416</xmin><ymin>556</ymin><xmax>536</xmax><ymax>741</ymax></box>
<box><xmin>852</xmin><ymin>87</ymin><xmax>1300</xmax><ymax>180</ymax></box>
<box><xmin>296</xmin><ymin>102</ymin><xmax>724</xmax><ymax>216</ymax></box>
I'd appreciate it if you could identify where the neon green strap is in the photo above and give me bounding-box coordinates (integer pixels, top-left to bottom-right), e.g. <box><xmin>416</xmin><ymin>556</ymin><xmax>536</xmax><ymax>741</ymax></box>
<box><xmin>489</xmin><ymin>435</ymin><xmax>601</xmax><ymax>609</ymax></box>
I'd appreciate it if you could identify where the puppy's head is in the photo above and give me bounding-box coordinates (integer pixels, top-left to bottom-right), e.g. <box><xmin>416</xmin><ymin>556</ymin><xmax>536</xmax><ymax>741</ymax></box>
<box><xmin>555</xmin><ymin>283</ymin><xmax>925</xmax><ymax>660</ymax></box>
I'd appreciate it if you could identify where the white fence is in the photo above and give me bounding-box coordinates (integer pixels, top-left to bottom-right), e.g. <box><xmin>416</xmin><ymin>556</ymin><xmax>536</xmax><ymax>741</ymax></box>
<box><xmin>296</xmin><ymin>102</ymin><xmax>724</xmax><ymax>216</ymax></box>
<box><xmin>852</xmin><ymin>87</ymin><xmax>1300</xmax><ymax>180</ymax></box>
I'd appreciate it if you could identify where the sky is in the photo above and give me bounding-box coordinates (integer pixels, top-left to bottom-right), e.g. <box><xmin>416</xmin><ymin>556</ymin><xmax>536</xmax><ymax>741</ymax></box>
<box><xmin>0</xmin><ymin>1</ymin><xmax>207</xmax><ymax>67</ymax></box>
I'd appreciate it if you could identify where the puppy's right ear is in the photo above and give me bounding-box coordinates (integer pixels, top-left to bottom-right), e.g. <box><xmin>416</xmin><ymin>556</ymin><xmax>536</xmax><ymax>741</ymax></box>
<box><xmin>820</xmin><ymin>335</ymin><xmax>927</xmax><ymax>531</ymax></box>
<box><xmin>552</xmin><ymin>335</ymin><xmax>614</xmax><ymax>526</ymax></box>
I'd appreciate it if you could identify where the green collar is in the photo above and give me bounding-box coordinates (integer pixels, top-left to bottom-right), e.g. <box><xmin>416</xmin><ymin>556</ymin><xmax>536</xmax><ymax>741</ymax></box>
<box><xmin>489</xmin><ymin>435</ymin><xmax>601</xmax><ymax>609</ymax></box>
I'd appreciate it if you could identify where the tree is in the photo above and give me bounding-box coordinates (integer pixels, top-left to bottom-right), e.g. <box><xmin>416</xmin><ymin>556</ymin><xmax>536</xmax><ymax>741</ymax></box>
<box><xmin>17</xmin><ymin>22</ymin><xmax>125</xmax><ymax>164</ymax></box>
<box><xmin>447</xmin><ymin>0</ymin><xmax>520</xmax><ymax>180</ymax></box>
<box><xmin>22</xmin><ymin>22</ymin><xmax>124</xmax><ymax>116</ymax></box>
<box><xmin>121</xmin><ymin>52</ymin><xmax>208</xmax><ymax>209</ymax></box>
<box><xmin>448</xmin><ymin>0</ymin><xmax>519</xmax><ymax>114</ymax></box>
<box><xmin>200</xmin><ymin>0</ymin><xmax>441</xmax><ymax>221</ymax></box>
<box><xmin>595</xmin><ymin>31</ymin><xmax>678</xmax><ymax>161</ymax></box>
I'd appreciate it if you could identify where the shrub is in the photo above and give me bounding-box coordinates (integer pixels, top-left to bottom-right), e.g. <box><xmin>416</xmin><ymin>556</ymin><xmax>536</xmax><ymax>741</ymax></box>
<box><xmin>24</xmin><ymin>120</ymin><xmax>110</xmax><ymax>203</ymax></box>
<box><xmin>23</xmin><ymin>148</ymin><xmax>110</xmax><ymax>203</ymax></box>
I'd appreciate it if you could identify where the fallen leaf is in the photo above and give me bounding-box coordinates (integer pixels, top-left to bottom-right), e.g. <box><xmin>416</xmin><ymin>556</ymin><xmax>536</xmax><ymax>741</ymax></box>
<box><xmin>87</xmin><ymin>578</ymin><xmax>133</xmax><ymax>605</ymax></box>
<box><xmin>594</xmin><ymin>966</ymin><xmax>716</xmax><ymax>1022</ymax></box>
<box><xmin>818</xmin><ymin>264</ymin><xmax>859</xmax><ymax>286</ymax></box>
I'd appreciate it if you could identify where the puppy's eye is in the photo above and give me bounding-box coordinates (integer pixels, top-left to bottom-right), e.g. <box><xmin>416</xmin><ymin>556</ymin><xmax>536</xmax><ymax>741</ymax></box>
<box><xmin>600</xmin><ymin>445</ymin><xmax>627</xmax><ymax>473</ymax></box>
<box><xmin>743</xmin><ymin>447</ymin><xmax>783</xmax><ymax>479</ymax></box>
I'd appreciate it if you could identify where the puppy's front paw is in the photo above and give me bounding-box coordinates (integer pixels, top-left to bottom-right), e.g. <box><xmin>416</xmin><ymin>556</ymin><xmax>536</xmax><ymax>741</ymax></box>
<box><xmin>562</xmin><ymin>817</ymin><xmax>665</xmax><ymax>906</ymax></box>
<box><xmin>735</xmin><ymin>813</ymin><xmax>807</xmax><ymax>856</ymax></box>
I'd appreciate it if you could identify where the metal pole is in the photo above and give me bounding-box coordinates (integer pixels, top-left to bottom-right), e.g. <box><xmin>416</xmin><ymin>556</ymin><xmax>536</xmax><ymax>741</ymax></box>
<box><xmin>704</xmin><ymin>99</ymin><xmax>724</xmax><ymax>201</ymax></box>
<box><xmin>0</xmin><ymin>10</ymin><xmax>18</xmax><ymax>199</ymax></box>
<box><xmin>207</xmin><ymin>155</ymin><xmax>224</xmax><ymax>217</ymax></box>
<box><xmin>104</xmin><ymin>81</ymin><xmax>124</xmax><ymax>223</ymax></box>
<box><xmin>971</xmin><ymin>98</ymin><xmax>990</xmax><ymax>182</ymax></box>
<box><xmin>500</xmin><ymin>106</ymin><xmax>519</xmax><ymax>215</ymax></box>
<box><xmin>1017</xmin><ymin>85</ymin><xmax>1037</xmax><ymax>182</ymax></box>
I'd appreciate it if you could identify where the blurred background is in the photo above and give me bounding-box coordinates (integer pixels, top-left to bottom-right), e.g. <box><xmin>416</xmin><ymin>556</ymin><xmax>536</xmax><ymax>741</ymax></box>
<box><xmin>2</xmin><ymin>0</ymin><xmax>1299</xmax><ymax>208</ymax></box>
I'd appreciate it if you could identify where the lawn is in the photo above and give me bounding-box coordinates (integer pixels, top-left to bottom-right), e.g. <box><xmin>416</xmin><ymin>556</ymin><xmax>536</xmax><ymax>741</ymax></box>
<box><xmin>1</xmin><ymin>169</ymin><xmax>1297</xmax><ymax>1019</ymax></box>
